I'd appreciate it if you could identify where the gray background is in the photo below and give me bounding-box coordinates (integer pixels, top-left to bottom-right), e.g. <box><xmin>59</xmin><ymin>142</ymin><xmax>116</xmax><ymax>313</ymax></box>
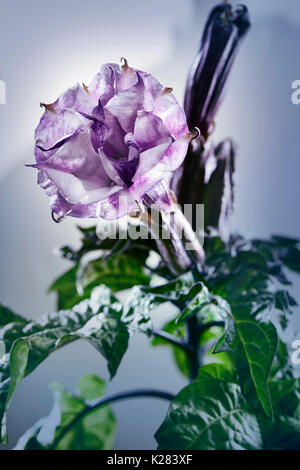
<box><xmin>0</xmin><ymin>0</ymin><xmax>300</xmax><ymax>449</ymax></box>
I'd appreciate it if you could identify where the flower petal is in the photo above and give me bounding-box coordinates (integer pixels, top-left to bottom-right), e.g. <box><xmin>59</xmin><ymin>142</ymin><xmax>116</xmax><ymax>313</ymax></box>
<box><xmin>36</xmin><ymin>166</ymin><xmax>89</xmax><ymax>204</ymax></box>
<box><xmin>37</xmin><ymin>169</ymin><xmax>74</xmax><ymax>220</ymax></box>
<box><xmin>98</xmin><ymin>150</ymin><xmax>124</xmax><ymax>186</ymax></box>
<box><xmin>105</xmin><ymin>73</ymin><xmax>148</xmax><ymax>133</ymax></box>
<box><xmin>37</xmin><ymin>165</ymin><xmax>121</xmax><ymax>205</ymax></box>
<box><xmin>130</xmin><ymin>134</ymin><xmax>191</xmax><ymax>199</ymax></box>
<box><xmin>36</xmin><ymin>131</ymin><xmax>100</xmax><ymax>173</ymax></box>
<box><xmin>59</xmin><ymin>83</ymin><xmax>96</xmax><ymax>113</ymax></box>
<box><xmin>88</xmin><ymin>63</ymin><xmax>120</xmax><ymax>106</ymax></box>
<box><xmin>34</xmin><ymin>131</ymin><xmax>122</xmax><ymax>204</ymax></box>
<box><xmin>100</xmin><ymin>187</ymin><xmax>138</xmax><ymax>220</ymax></box>
<box><xmin>116</xmin><ymin>62</ymin><xmax>139</xmax><ymax>92</ymax></box>
<box><xmin>133</xmin><ymin>110</ymin><xmax>171</xmax><ymax>150</ymax></box>
<box><xmin>34</xmin><ymin>108</ymin><xmax>86</xmax><ymax>163</ymax></box>
<box><xmin>107</xmin><ymin>155</ymin><xmax>139</xmax><ymax>188</ymax></box>
<box><xmin>156</xmin><ymin>99</ymin><xmax>189</xmax><ymax>138</ymax></box>
<box><xmin>38</xmin><ymin>169</ymin><xmax>110</xmax><ymax>221</ymax></box>
<box><xmin>100</xmin><ymin>109</ymin><xmax>127</xmax><ymax>157</ymax></box>
<box><xmin>133</xmin><ymin>139</ymin><xmax>173</xmax><ymax>181</ymax></box>
<box><xmin>37</xmin><ymin>170</ymin><xmax>104</xmax><ymax>220</ymax></box>
<box><xmin>140</xmin><ymin>73</ymin><xmax>188</xmax><ymax>137</ymax></box>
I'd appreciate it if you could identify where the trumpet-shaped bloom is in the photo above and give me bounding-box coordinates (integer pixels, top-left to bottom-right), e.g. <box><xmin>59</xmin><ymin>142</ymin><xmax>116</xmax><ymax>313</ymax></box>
<box><xmin>29</xmin><ymin>61</ymin><xmax>191</xmax><ymax>220</ymax></box>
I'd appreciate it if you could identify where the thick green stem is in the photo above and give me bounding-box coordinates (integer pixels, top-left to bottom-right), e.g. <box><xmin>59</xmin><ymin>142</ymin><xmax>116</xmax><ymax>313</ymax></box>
<box><xmin>186</xmin><ymin>316</ymin><xmax>201</xmax><ymax>381</ymax></box>
<box><xmin>185</xmin><ymin>319</ymin><xmax>225</xmax><ymax>381</ymax></box>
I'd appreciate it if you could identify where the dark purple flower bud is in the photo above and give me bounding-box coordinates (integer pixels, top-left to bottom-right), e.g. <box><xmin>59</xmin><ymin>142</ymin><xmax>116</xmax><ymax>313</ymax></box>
<box><xmin>184</xmin><ymin>3</ymin><xmax>250</xmax><ymax>140</ymax></box>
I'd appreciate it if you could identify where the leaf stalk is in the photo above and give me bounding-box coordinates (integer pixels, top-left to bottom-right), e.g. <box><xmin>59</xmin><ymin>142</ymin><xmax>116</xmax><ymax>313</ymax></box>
<box><xmin>50</xmin><ymin>389</ymin><xmax>175</xmax><ymax>449</ymax></box>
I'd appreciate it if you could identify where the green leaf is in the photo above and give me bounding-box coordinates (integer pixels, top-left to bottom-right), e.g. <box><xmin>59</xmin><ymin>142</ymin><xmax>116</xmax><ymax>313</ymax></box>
<box><xmin>178</xmin><ymin>287</ymin><xmax>230</xmax><ymax>323</ymax></box>
<box><xmin>201</xmin><ymin>328</ymin><xmax>234</xmax><ymax>372</ymax></box>
<box><xmin>214</xmin><ymin>310</ymin><xmax>278</xmax><ymax>418</ymax></box>
<box><xmin>270</xmin><ymin>340</ymin><xmax>294</xmax><ymax>379</ymax></box>
<box><xmin>122</xmin><ymin>262</ymin><xmax>215</xmax><ymax>340</ymax></box>
<box><xmin>48</xmin><ymin>265</ymin><xmax>84</xmax><ymax>310</ymax></box>
<box><xmin>234</xmin><ymin>312</ymin><xmax>278</xmax><ymax>418</ymax></box>
<box><xmin>76</xmin><ymin>374</ymin><xmax>106</xmax><ymax>401</ymax></box>
<box><xmin>175</xmin><ymin>283</ymin><xmax>213</xmax><ymax>322</ymax></box>
<box><xmin>51</xmin><ymin>224</ymin><xmax>155</xmax><ymax>310</ymax></box>
<box><xmin>140</xmin><ymin>272</ymin><xmax>196</xmax><ymax>303</ymax></box>
<box><xmin>139</xmin><ymin>273</ymin><xmax>230</xmax><ymax>325</ymax></box>
<box><xmin>14</xmin><ymin>374</ymin><xmax>116</xmax><ymax>450</ymax></box>
<box><xmin>269</xmin><ymin>378</ymin><xmax>300</xmax><ymax>416</ymax></box>
<box><xmin>280</xmin><ymin>248</ymin><xmax>300</xmax><ymax>273</ymax></box>
<box><xmin>0</xmin><ymin>341</ymin><xmax>5</xmax><ymax>360</ymax></box>
<box><xmin>202</xmin><ymin>233</ymin><xmax>300</xmax><ymax>330</ymax></box>
<box><xmin>155</xmin><ymin>364</ymin><xmax>263</xmax><ymax>450</ymax></box>
<box><xmin>7</xmin><ymin>340</ymin><xmax>29</xmax><ymax>405</ymax></box>
<box><xmin>50</xmin><ymin>251</ymin><xmax>150</xmax><ymax>310</ymax></box>
<box><xmin>252</xmin><ymin>234</ymin><xmax>300</xmax><ymax>276</ymax></box>
<box><xmin>58</xmin><ymin>225</ymin><xmax>156</xmax><ymax>264</ymax></box>
<box><xmin>0</xmin><ymin>286</ymin><xmax>129</xmax><ymax>443</ymax></box>
<box><xmin>0</xmin><ymin>304</ymin><xmax>27</xmax><ymax>327</ymax></box>
<box><xmin>121</xmin><ymin>287</ymin><xmax>156</xmax><ymax>336</ymax></box>
<box><xmin>78</xmin><ymin>252</ymin><xmax>150</xmax><ymax>295</ymax></box>
<box><xmin>271</xmin><ymin>235</ymin><xmax>300</xmax><ymax>247</ymax></box>
<box><xmin>275</xmin><ymin>290</ymin><xmax>297</xmax><ymax>315</ymax></box>
<box><xmin>260</xmin><ymin>416</ymin><xmax>300</xmax><ymax>450</ymax></box>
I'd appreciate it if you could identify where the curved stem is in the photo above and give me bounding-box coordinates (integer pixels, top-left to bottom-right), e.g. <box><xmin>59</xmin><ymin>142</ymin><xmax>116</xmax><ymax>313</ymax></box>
<box><xmin>145</xmin><ymin>208</ymin><xmax>191</xmax><ymax>276</ymax></box>
<box><xmin>152</xmin><ymin>329</ymin><xmax>192</xmax><ymax>352</ymax></box>
<box><xmin>171</xmin><ymin>204</ymin><xmax>205</xmax><ymax>264</ymax></box>
<box><xmin>50</xmin><ymin>389</ymin><xmax>175</xmax><ymax>449</ymax></box>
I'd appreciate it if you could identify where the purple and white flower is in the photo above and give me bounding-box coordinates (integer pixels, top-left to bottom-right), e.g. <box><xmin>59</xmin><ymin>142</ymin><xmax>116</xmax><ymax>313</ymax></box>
<box><xmin>29</xmin><ymin>60</ymin><xmax>192</xmax><ymax>220</ymax></box>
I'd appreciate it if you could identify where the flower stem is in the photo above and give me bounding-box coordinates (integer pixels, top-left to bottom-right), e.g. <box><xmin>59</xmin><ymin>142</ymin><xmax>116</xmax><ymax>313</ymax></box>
<box><xmin>50</xmin><ymin>389</ymin><xmax>175</xmax><ymax>450</ymax></box>
<box><xmin>144</xmin><ymin>202</ymin><xmax>205</xmax><ymax>276</ymax></box>
<box><xmin>171</xmin><ymin>204</ymin><xmax>205</xmax><ymax>265</ymax></box>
